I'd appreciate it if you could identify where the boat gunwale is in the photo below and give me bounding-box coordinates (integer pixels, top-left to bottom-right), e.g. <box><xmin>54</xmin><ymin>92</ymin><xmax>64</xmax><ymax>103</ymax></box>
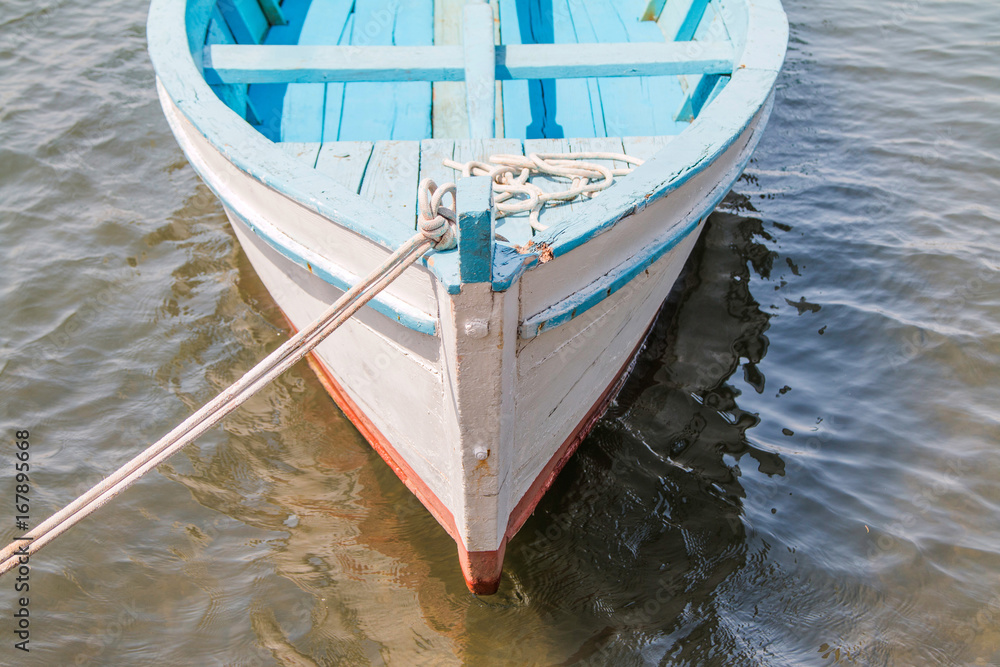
<box><xmin>518</xmin><ymin>92</ymin><xmax>774</xmax><ymax>339</ymax></box>
<box><xmin>146</xmin><ymin>0</ymin><xmax>787</xmax><ymax>325</ymax></box>
<box><xmin>155</xmin><ymin>82</ymin><xmax>442</xmax><ymax>335</ymax></box>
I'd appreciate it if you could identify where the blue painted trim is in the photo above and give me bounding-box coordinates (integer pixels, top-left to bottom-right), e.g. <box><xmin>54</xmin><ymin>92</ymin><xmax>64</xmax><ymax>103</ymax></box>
<box><xmin>421</xmin><ymin>250</ymin><xmax>463</xmax><ymax>295</ymax></box>
<box><xmin>185</xmin><ymin>1</ymin><xmax>215</xmax><ymax>61</ymax></box>
<box><xmin>676</xmin><ymin>0</ymin><xmax>711</xmax><ymax>41</ymax></box>
<box><xmin>222</xmin><ymin>193</ymin><xmax>439</xmax><ymax>335</ymax></box>
<box><xmin>206</xmin><ymin>9</ymin><xmax>248</xmax><ymax>117</ymax></box>
<box><xmin>457</xmin><ymin>177</ymin><xmax>495</xmax><ymax>283</ymax></box>
<box><xmin>703</xmin><ymin>73</ymin><xmax>729</xmax><ymax>109</ymax></box>
<box><xmin>520</xmin><ymin>213</ymin><xmax>702</xmax><ymax>338</ymax></box>
<box><xmin>675</xmin><ymin>73</ymin><xmax>725</xmax><ymax>122</ymax></box>
<box><xmin>258</xmin><ymin>0</ymin><xmax>287</xmax><ymax>26</ymax></box>
<box><xmin>517</xmin><ymin>100</ymin><xmax>767</xmax><ymax>338</ymax></box>
<box><xmin>217</xmin><ymin>0</ymin><xmax>269</xmax><ymax>45</ymax></box>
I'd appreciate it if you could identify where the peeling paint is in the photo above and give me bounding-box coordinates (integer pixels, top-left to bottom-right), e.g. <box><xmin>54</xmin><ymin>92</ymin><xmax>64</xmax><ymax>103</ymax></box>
<box><xmin>515</xmin><ymin>240</ymin><xmax>555</xmax><ymax>263</ymax></box>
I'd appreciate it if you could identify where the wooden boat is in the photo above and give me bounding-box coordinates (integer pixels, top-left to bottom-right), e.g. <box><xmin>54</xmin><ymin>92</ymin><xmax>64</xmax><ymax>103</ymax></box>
<box><xmin>147</xmin><ymin>0</ymin><xmax>787</xmax><ymax>594</ymax></box>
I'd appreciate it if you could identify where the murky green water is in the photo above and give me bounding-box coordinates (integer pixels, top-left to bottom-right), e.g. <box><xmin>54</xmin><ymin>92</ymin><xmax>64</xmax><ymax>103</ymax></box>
<box><xmin>2</xmin><ymin>0</ymin><xmax>999</xmax><ymax>664</ymax></box>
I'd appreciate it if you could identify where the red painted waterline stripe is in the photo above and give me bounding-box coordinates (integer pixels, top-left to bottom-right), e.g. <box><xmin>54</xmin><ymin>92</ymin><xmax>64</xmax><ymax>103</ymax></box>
<box><xmin>299</xmin><ymin>352</ymin><xmax>460</xmax><ymax>544</ymax></box>
<box><xmin>282</xmin><ymin>313</ymin><xmax>651</xmax><ymax>594</ymax></box>
<box><xmin>300</xmin><ymin>351</ymin><xmax>506</xmax><ymax>593</ymax></box>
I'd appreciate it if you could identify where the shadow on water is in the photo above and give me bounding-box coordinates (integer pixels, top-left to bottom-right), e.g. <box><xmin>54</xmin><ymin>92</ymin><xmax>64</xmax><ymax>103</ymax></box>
<box><xmin>488</xmin><ymin>192</ymin><xmax>788</xmax><ymax>663</ymax></box>
<box><xmin>149</xmin><ymin>184</ymin><xmax>788</xmax><ymax>663</ymax></box>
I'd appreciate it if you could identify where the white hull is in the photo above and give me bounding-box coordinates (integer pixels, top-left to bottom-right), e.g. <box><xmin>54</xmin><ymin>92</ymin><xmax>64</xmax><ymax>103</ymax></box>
<box><xmin>158</xmin><ymin>71</ymin><xmax>772</xmax><ymax>590</ymax></box>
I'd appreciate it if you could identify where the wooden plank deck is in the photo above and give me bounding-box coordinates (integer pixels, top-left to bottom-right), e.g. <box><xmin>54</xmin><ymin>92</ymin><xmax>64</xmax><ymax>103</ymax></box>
<box><xmin>462</xmin><ymin>1</ymin><xmax>497</xmax><ymax>138</ymax></box>
<box><xmin>315</xmin><ymin>141</ymin><xmax>374</xmax><ymax>192</ymax></box>
<box><xmin>261</xmin><ymin>0</ymin><xmax>728</xmax><ymax>141</ymax></box>
<box><xmin>275</xmin><ymin>134</ymin><xmax>669</xmax><ymax>249</ymax></box>
<box><xmin>336</xmin><ymin>0</ymin><xmax>433</xmax><ymax>141</ymax></box>
<box><xmin>564</xmin><ymin>0</ymin><xmax>685</xmax><ymax>136</ymax></box>
<box><xmin>360</xmin><ymin>141</ymin><xmax>422</xmax><ymax>233</ymax></box>
<box><xmin>246</xmin><ymin>0</ymin><xmax>314</xmax><ymax>141</ymax></box>
<box><xmin>276</xmin><ymin>141</ymin><xmax>321</xmax><ymax>166</ymax></box>
<box><xmin>433</xmin><ymin>0</ymin><xmax>470</xmax><ymax>139</ymax></box>
<box><xmin>280</xmin><ymin>0</ymin><xmax>353</xmax><ymax>142</ymax></box>
<box><xmin>417</xmin><ymin>139</ymin><xmax>457</xmax><ymax>193</ymax></box>
<box><xmin>622</xmin><ymin>135</ymin><xmax>673</xmax><ymax>161</ymax></box>
<box><xmin>497</xmin><ymin>0</ymin><xmax>602</xmax><ymax>139</ymax></box>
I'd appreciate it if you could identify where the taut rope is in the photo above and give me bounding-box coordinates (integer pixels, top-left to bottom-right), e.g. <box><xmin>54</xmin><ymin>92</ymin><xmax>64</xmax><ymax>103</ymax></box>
<box><xmin>0</xmin><ymin>181</ymin><xmax>458</xmax><ymax>575</ymax></box>
<box><xmin>444</xmin><ymin>151</ymin><xmax>644</xmax><ymax>231</ymax></box>
<box><xmin>0</xmin><ymin>155</ymin><xmax>641</xmax><ymax>570</ymax></box>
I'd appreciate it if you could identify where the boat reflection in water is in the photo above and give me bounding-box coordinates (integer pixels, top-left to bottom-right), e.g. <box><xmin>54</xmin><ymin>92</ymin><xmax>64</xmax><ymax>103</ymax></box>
<box><xmin>156</xmin><ymin>187</ymin><xmax>786</xmax><ymax>663</ymax></box>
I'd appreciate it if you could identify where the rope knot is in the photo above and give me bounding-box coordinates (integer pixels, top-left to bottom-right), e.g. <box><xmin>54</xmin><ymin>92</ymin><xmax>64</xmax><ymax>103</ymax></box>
<box><xmin>418</xmin><ymin>178</ymin><xmax>458</xmax><ymax>250</ymax></box>
<box><xmin>442</xmin><ymin>151</ymin><xmax>644</xmax><ymax>232</ymax></box>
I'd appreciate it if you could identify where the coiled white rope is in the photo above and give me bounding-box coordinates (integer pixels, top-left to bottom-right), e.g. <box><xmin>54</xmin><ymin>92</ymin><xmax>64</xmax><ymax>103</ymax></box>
<box><xmin>417</xmin><ymin>178</ymin><xmax>458</xmax><ymax>249</ymax></box>
<box><xmin>0</xmin><ymin>184</ymin><xmax>458</xmax><ymax>575</ymax></box>
<box><xmin>444</xmin><ymin>151</ymin><xmax>644</xmax><ymax>232</ymax></box>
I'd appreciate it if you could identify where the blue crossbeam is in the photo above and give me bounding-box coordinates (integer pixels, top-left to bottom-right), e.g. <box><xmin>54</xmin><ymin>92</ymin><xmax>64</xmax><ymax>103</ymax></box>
<box><xmin>203</xmin><ymin>41</ymin><xmax>735</xmax><ymax>85</ymax></box>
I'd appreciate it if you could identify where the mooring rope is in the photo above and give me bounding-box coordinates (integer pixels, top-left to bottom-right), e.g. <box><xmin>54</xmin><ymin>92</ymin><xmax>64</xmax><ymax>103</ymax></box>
<box><xmin>444</xmin><ymin>151</ymin><xmax>644</xmax><ymax>232</ymax></box>
<box><xmin>0</xmin><ymin>180</ymin><xmax>458</xmax><ymax>575</ymax></box>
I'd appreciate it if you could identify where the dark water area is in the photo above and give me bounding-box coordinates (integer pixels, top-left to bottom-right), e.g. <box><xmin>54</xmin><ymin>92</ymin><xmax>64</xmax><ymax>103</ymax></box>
<box><xmin>1</xmin><ymin>0</ymin><xmax>999</xmax><ymax>664</ymax></box>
